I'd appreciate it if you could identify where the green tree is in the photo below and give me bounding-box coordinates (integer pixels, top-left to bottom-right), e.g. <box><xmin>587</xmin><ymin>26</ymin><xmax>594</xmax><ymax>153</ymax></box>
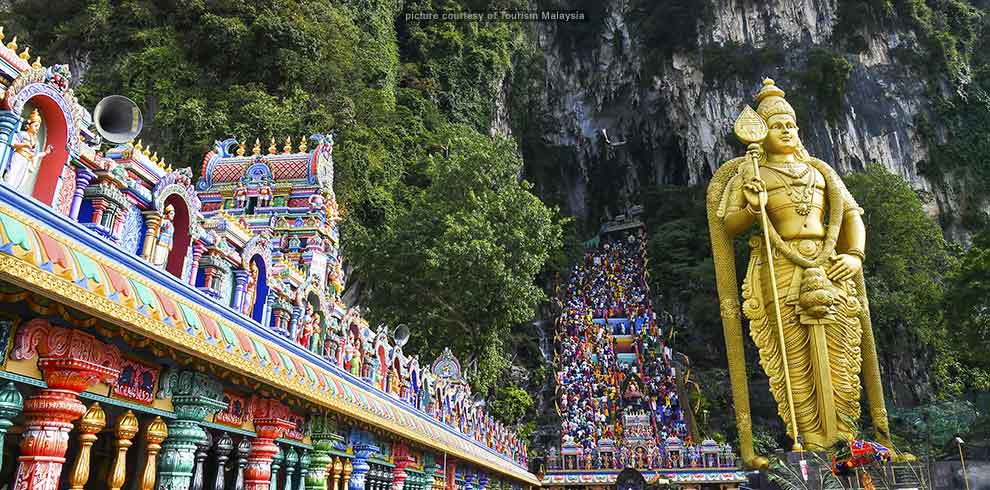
<box><xmin>845</xmin><ymin>164</ymin><xmax>958</xmax><ymax>400</ymax></box>
<box><xmin>944</xmin><ymin>229</ymin><xmax>990</xmax><ymax>388</ymax></box>
<box><xmin>352</xmin><ymin>124</ymin><xmax>563</xmax><ymax>394</ymax></box>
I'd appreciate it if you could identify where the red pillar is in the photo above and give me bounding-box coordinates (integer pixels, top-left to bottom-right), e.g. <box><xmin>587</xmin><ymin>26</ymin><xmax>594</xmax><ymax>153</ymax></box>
<box><xmin>392</xmin><ymin>443</ymin><xmax>414</xmax><ymax>490</ymax></box>
<box><xmin>10</xmin><ymin>319</ymin><xmax>122</xmax><ymax>490</ymax></box>
<box><xmin>245</xmin><ymin>397</ymin><xmax>294</xmax><ymax>490</ymax></box>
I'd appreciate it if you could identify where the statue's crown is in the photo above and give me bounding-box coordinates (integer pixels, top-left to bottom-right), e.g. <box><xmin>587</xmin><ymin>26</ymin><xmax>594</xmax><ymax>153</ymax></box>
<box><xmin>26</xmin><ymin>109</ymin><xmax>41</xmax><ymax>124</ymax></box>
<box><xmin>755</xmin><ymin>78</ymin><xmax>795</xmax><ymax>122</ymax></box>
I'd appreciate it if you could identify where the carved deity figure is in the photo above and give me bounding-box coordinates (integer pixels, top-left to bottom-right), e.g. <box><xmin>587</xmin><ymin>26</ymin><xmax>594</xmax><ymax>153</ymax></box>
<box><xmin>242</xmin><ymin>262</ymin><xmax>259</xmax><ymax>316</ymax></box>
<box><xmin>151</xmin><ymin>204</ymin><xmax>176</xmax><ymax>268</ymax></box>
<box><xmin>4</xmin><ymin>109</ymin><xmax>53</xmax><ymax>191</ymax></box>
<box><xmin>234</xmin><ymin>182</ymin><xmax>248</xmax><ymax>209</ymax></box>
<box><xmin>258</xmin><ymin>180</ymin><xmax>273</xmax><ymax>208</ymax></box>
<box><xmin>707</xmin><ymin>79</ymin><xmax>890</xmax><ymax>468</ymax></box>
<box><xmin>298</xmin><ymin>303</ymin><xmax>315</xmax><ymax>348</ymax></box>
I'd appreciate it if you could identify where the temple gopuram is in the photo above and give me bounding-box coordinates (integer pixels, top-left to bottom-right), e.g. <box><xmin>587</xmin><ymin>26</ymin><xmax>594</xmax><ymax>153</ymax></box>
<box><xmin>543</xmin><ymin>215</ymin><xmax>746</xmax><ymax>490</ymax></box>
<box><xmin>0</xmin><ymin>33</ymin><xmax>537</xmax><ymax>490</ymax></box>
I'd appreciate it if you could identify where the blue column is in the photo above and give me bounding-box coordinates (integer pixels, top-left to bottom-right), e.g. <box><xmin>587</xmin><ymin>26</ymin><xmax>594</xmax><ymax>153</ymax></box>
<box><xmin>477</xmin><ymin>475</ymin><xmax>487</xmax><ymax>490</ymax></box>
<box><xmin>232</xmin><ymin>269</ymin><xmax>249</xmax><ymax>312</ymax></box>
<box><xmin>348</xmin><ymin>443</ymin><xmax>379</xmax><ymax>490</ymax></box>
<box><xmin>288</xmin><ymin>305</ymin><xmax>303</xmax><ymax>340</ymax></box>
<box><xmin>463</xmin><ymin>473</ymin><xmax>474</xmax><ymax>490</ymax></box>
<box><xmin>0</xmin><ymin>110</ymin><xmax>20</xmax><ymax>180</ymax></box>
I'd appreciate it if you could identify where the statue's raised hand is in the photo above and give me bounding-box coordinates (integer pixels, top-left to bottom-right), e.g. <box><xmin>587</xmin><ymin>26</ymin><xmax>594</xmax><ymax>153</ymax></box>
<box><xmin>742</xmin><ymin>177</ymin><xmax>766</xmax><ymax>212</ymax></box>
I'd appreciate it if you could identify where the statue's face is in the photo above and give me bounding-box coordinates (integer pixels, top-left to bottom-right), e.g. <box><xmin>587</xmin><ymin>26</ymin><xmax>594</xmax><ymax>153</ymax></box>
<box><xmin>764</xmin><ymin>114</ymin><xmax>799</xmax><ymax>154</ymax></box>
<box><xmin>28</xmin><ymin>120</ymin><xmax>41</xmax><ymax>133</ymax></box>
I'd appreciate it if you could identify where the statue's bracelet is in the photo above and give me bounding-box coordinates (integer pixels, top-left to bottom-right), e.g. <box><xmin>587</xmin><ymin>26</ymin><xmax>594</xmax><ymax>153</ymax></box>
<box><xmin>846</xmin><ymin>249</ymin><xmax>865</xmax><ymax>261</ymax></box>
<box><xmin>746</xmin><ymin>203</ymin><xmax>761</xmax><ymax>216</ymax></box>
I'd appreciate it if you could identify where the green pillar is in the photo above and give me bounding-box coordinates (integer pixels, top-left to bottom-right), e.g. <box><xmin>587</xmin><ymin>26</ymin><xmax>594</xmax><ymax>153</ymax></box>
<box><xmin>307</xmin><ymin>414</ymin><xmax>344</xmax><ymax>490</ymax></box>
<box><xmin>0</xmin><ymin>382</ymin><xmax>23</xmax><ymax>466</ymax></box>
<box><xmin>284</xmin><ymin>448</ymin><xmax>298</xmax><ymax>490</ymax></box>
<box><xmin>157</xmin><ymin>370</ymin><xmax>226</xmax><ymax>490</ymax></box>
<box><xmin>270</xmin><ymin>445</ymin><xmax>283</xmax><ymax>490</ymax></box>
<box><xmin>297</xmin><ymin>450</ymin><xmax>310</xmax><ymax>490</ymax></box>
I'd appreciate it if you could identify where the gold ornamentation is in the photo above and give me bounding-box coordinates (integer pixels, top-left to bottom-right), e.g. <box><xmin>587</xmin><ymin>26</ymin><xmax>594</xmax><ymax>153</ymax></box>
<box><xmin>140</xmin><ymin>416</ymin><xmax>168</xmax><ymax>490</ymax></box>
<box><xmin>18</xmin><ymin>46</ymin><xmax>29</xmax><ymax>60</ymax></box>
<box><xmin>237</xmin><ymin>140</ymin><xmax>246</xmax><ymax>157</ymax></box>
<box><xmin>6</xmin><ymin>36</ymin><xmax>17</xmax><ymax>51</ymax></box>
<box><xmin>109</xmin><ymin>410</ymin><xmax>139</xmax><ymax>490</ymax></box>
<box><xmin>298</xmin><ymin>136</ymin><xmax>308</xmax><ymax>153</ymax></box>
<box><xmin>283</xmin><ymin>136</ymin><xmax>292</xmax><ymax>154</ymax></box>
<box><xmin>69</xmin><ymin>402</ymin><xmax>106</xmax><ymax>490</ymax></box>
<box><xmin>31</xmin><ymin>56</ymin><xmax>41</xmax><ymax>69</ymax></box>
<box><xmin>268</xmin><ymin>136</ymin><xmax>277</xmax><ymax>155</ymax></box>
<box><xmin>252</xmin><ymin>138</ymin><xmax>262</xmax><ymax>155</ymax></box>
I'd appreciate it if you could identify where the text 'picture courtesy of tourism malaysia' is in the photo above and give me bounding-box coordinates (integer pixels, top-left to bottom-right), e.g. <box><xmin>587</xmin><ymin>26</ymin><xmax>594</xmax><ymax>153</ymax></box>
<box><xmin>0</xmin><ymin>2</ymin><xmax>988</xmax><ymax>490</ymax></box>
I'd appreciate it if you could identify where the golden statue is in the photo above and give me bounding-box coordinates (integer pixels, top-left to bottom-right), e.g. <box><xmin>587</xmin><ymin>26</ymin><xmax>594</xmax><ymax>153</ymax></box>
<box><xmin>706</xmin><ymin>79</ymin><xmax>890</xmax><ymax>468</ymax></box>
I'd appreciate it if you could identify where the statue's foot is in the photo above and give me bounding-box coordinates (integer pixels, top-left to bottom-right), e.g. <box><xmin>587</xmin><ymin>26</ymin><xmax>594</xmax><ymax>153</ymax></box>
<box><xmin>746</xmin><ymin>456</ymin><xmax>769</xmax><ymax>470</ymax></box>
<box><xmin>893</xmin><ymin>452</ymin><xmax>917</xmax><ymax>462</ymax></box>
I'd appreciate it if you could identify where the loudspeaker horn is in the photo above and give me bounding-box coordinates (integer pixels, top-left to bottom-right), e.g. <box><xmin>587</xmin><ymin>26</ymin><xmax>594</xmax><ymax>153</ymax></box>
<box><xmin>393</xmin><ymin>324</ymin><xmax>410</xmax><ymax>348</ymax></box>
<box><xmin>94</xmin><ymin>95</ymin><xmax>143</xmax><ymax>144</ymax></box>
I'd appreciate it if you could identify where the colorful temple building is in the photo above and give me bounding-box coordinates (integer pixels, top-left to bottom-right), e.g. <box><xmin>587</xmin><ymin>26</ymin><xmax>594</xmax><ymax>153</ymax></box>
<box><xmin>542</xmin><ymin>223</ymin><xmax>746</xmax><ymax>490</ymax></box>
<box><xmin>0</xmin><ymin>32</ymin><xmax>537</xmax><ymax>490</ymax></box>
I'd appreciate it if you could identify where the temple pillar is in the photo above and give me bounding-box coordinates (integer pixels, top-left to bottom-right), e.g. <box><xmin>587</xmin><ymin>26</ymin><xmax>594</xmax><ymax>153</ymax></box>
<box><xmin>234</xmin><ymin>438</ymin><xmax>252</xmax><ymax>490</ymax></box>
<box><xmin>342</xmin><ymin>459</ymin><xmax>352</xmax><ymax>490</ymax></box>
<box><xmin>189</xmin><ymin>242</ymin><xmax>207</xmax><ymax>287</ymax></box>
<box><xmin>232</xmin><ymin>269</ymin><xmax>249</xmax><ymax>312</ymax></box>
<box><xmin>0</xmin><ymin>382</ymin><xmax>22</xmax><ymax>464</ymax></box>
<box><xmin>10</xmin><ymin>319</ymin><xmax>122</xmax><ymax>490</ymax></box>
<box><xmin>69</xmin><ymin>168</ymin><xmax>96</xmax><ymax>221</ymax></box>
<box><xmin>69</xmin><ymin>402</ymin><xmax>105</xmax><ymax>490</ymax></box>
<box><xmin>270</xmin><ymin>446</ymin><xmax>284</xmax><ymax>490</ymax></box>
<box><xmin>392</xmin><ymin>444</ymin><xmax>413</xmax><ymax>490</ymax></box>
<box><xmin>297</xmin><ymin>450</ymin><xmax>310</xmax><ymax>490</ymax></box>
<box><xmin>477</xmin><ymin>475</ymin><xmax>488</xmax><ymax>490</ymax></box>
<box><xmin>288</xmin><ymin>306</ymin><xmax>303</xmax><ymax>341</ymax></box>
<box><xmin>111</xmin><ymin>204</ymin><xmax>127</xmax><ymax>242</ymax></box>
<box><xmin>157</xmin><ymin>371</ymin><xmax>226</xmax><ymax>490</ymax></box>
<box><xmin>347</xmin><ymin>443</ymin><xmax>378</xmax><ymax>490</ymax></box>
<box><xmin>305</xmin><ymin>415</ymin><xmax>336</xmax><ymax>490</ymax></box>
<box><xmin>108</xmin><ymin>410</ymin><xmax>139</xmax><ymax>490</ymax></box>
<box><xmin>423</xmin><ymin>464</ymin><xmax>439</xmax><ymax>490</ymax></box>
<box><xmin>191</xmin><ymin>431</ymin><xmax>213</xmax><ymax>490</ymax></box>
<box><xmin>245</xmin><ymin>398</ymin><xmax>294</xmax><ymax>490</ymax></box>
<box><xmin>142</xmin><ymin>212</ymin><xmax>163</xmax><ymax>261</ymax></box>
<box><xmin>464</xmin><ymin>474</ymin><xmax>474</xmax><ymax>490</ymax></box>
<box><xmin>0</xmin><ymin>109</ymin><xmax>21</xmax><ymax>177</ymax></box>
<box><xmin>330</xmin><ymin>458</ymin><xmax>343</xmax><ymax>490</ymax></box>
<box><xmin>284</xmin><ymin>448</ymin><xmax>298</xmax><ymax>490</ymax></box>
<box><xmin>91</xmin><ymin>198</ymin><xmax>108</xmax><ymax>228</ymax></box>
<box><xmin>140</xmin><ymin>416</ymin><xmax>168</xmax><ymax>490</ymax></box>
<box><xmin>214</xmin><ymin>432</ymin><xmax>235</xmax><ymax>490</ymax></box>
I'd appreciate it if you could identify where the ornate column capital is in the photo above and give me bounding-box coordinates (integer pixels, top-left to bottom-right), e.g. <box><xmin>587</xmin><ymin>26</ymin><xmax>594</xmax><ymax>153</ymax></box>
<box><xmin>246</xmin><ymin>398</ymin><xmax>295</xmax><ymax>490</ymax></box>
<box><xmin>157</xmin><ymin>370</ymin><xmax>226</xmax><ymax>490</ymax></box>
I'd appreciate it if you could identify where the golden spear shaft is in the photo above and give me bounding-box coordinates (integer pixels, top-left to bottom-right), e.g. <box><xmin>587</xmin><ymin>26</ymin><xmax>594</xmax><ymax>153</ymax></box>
<box><xmin>747</xmin><ymin>143</ymin><xmax>802</xmax><ymax>451</ymax></box>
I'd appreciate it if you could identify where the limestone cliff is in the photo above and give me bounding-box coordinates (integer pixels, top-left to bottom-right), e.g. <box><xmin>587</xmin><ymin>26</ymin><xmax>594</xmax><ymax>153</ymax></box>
<box><xmin>509</xmin><ymin>0</ymin><xmax>953</xmax><ymax>233</ymax></box>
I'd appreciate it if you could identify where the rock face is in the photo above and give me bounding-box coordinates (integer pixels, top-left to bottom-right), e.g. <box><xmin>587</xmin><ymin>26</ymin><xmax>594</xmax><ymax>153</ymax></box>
<box><xmin>511</xmin><ymin>0</ymin><xmax>950</xmax><ymax>232</ymax></box>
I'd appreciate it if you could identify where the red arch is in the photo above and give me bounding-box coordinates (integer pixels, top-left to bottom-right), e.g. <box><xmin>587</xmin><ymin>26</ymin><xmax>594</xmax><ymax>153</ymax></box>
<box><xmin>163</xmin><ymin>194</ymin><xmax>191</xmax><ymax>279</ymax></box>
<box><xmin>28</xmin><ymin>95</ymin><xmax>69</xmax><ymax>205</ymax></box>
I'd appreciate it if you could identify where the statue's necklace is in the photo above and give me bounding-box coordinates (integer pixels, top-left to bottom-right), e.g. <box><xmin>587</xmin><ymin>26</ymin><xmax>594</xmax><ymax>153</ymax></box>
<box><xmin>764</xmin><ymin>162</ymin><xmax>815</xmax><ymax>215</ymax></box>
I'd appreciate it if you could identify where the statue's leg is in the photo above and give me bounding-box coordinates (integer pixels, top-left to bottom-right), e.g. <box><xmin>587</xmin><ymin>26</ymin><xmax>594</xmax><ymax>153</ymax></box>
<box><xmin>855</xmin><ymin>274</ymin><xmax>891</xmax><ymax>445</ymax></box>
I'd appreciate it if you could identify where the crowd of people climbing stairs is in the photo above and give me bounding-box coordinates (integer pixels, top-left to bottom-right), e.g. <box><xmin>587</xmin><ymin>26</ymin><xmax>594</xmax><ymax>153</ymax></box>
<box><xmin>553</xmin><ymin>227</ymin><xmax>690</xmax><ymax>468</ymax></box>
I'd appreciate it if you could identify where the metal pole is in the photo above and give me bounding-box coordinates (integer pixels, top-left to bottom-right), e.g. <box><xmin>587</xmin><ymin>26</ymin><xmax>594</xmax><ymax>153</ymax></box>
<box><xmin>749</xmin><ymin>150</ymin><xmax>802</xmax><ymax>451</ymax></box>
<box><xmin>958</xmin><ymin>440</ymin><xmax>970</xmax><ymax>490</ymax></box>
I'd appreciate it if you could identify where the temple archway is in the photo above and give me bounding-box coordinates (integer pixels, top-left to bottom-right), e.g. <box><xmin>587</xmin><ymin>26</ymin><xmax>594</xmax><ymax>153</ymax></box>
<box><xmin>244</xmin><ymin>254</ymin><xmax>268</xmax><ymax>323</ymax></box>
<box><xmin>161</xmin><ymin>193</ymin><xmax>191</xmax><ymax>279</ymax></box>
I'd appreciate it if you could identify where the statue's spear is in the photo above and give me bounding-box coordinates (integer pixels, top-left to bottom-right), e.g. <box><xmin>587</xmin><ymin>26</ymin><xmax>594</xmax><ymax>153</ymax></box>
<box><xmin>733</xmin><ymin>105</ymin><xmax>802</xmax><ymax>451</ymax></box>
